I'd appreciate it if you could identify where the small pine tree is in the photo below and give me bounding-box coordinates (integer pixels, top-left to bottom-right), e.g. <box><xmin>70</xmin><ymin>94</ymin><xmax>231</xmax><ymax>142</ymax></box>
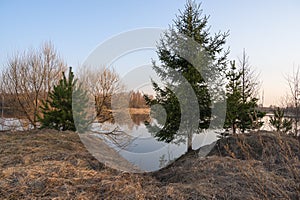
<box><xmin>224</xmin><ymin>60</ymin><xmax>265</xmax><ymax>133</ymax></box>
<box><xmin>72</xmin><ymin>83</ymin><xmax>93</xmax><ymax>133</ymax></box>
<box><xmin>270</xmin><ymin>107</ymin><xmax>293</xmax><ymax>133</ymax></box>
<box><xmin>39</xmin><ymin>67</ymin><xmax>91</xmax><ymax>132</ymax></box>
<box><xmin>238</xmin><ymin>50</ymin><xmax>265</xmax><ymax>132</ymax></box>
<box><xmin>224</xmin><ymin>61</ymin><xmax>242</xmax><ymax>134</ymax></box>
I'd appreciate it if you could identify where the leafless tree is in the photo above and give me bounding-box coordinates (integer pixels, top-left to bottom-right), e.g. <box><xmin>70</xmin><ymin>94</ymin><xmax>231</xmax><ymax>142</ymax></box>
<box><xmin>238</xmin><ymin>49</ymin><xmax>261</xmax><ymax>103</ymax></box>
<box><xmin>279</xmin><ymin>94</ymin><xmax>292</xmax><ymax>108</ymax></box>
<box><xmin>77</xmin><ymin>66</ymin><xmax>124</xmax><ymax>122</ymax></box>
<box><xmin>0</xmin><ymin>41</ymin><xmax>66</xmax><ymax>128</ymax></box>
<box><xmin>286</xmin><ymin>66</ymin><xmax>300</xmax><ymax>137</ymax></box>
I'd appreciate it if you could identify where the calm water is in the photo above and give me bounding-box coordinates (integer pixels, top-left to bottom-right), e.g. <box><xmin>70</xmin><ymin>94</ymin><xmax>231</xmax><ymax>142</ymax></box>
<box><xmin>1</xmin><ymin>115</ymin><xmax>274</xmax><ymax>171</ymax></box>
<box><xmin>91</xmin><ymin>114</ymin><xmax>219</xmax><ymax>172</ymax></box>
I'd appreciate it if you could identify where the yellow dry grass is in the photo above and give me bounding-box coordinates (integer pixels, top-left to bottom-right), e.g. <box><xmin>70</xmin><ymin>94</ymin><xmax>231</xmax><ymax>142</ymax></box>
<box><xmin>0</xmin><ymin>129</ymin><xmax>299</xmax><ymax>199</ymax></box>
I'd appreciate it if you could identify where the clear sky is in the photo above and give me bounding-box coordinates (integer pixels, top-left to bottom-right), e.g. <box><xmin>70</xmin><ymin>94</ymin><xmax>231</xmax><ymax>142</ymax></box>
<box><xmin>1</xmin><ymin>0</ymin><xmax>300</xmax><ymax>106</ymax></box>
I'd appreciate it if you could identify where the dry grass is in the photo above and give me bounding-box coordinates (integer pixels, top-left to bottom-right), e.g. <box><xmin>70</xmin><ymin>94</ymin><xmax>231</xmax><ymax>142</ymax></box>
<box><xmin>106</xmin><ymin>108</ymin><xmax>150</xmax><ymax>115</ymax></box>
<box><xmin>0</xmin><ymin>129</ymin><xmax>299</xmax><ymax>199</ymax></box>
<box><xmin>128</xmin><ymin>108</ymin><xmax>150</xmax><ymax>115</ymax></box>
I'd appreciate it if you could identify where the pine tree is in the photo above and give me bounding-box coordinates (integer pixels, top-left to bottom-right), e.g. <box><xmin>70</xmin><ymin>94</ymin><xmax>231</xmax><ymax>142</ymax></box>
<box><xmin>270</xmin><ymin>107</ymin><xmax>292</xmax><ymax>133</ymax></box>
<box><xmin>72</xmin><ymin>81</ymin><xmax>93</xmax><ymax>133</ymax></box>
<box><xmin>224</xmin><ymin>56</ymin><xmax>265</xmax><ymax>134</ymax></box>
<box><xmin>145</xmin><ymin>0</ymin><xmax>229</xmax><ymax>151</ymax></box>
<box><xmin>238</xmin><ymin>50</ymin><xmax>265</xmax><ymax>132</ymax></box>
<box><xmin>39</xmin><ymin>67</ymin><xmax>91</xmax><ymax>132</ymax></box>
<box><xmin>224</xmin><ymin>61</ymin><xmax>242</xmax><ymax>134</ymax></box>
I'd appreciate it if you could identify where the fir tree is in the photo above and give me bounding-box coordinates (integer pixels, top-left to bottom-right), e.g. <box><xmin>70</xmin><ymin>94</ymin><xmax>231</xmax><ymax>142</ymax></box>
<box><xmin>39</xmin><ymin>67</ymin><xmax>91</xmax><ymax>132</ymax></box>
<box><xmin>145</xmin><ymin>0</ymin><xmax>229</xmax><ymax>151</ymax></box>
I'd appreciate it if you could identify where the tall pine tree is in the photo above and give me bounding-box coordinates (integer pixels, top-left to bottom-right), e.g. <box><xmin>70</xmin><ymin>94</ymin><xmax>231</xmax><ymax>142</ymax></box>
<box><xmin>145</xmin><ymin>0</ymin><xmax>229</xmax><ymax>151</ymax></box>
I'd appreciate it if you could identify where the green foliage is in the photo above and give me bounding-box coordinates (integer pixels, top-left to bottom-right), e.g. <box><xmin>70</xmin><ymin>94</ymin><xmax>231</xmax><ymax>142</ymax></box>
<box><xmin>72</xmin><ymin>83</ymin><xmax>93</xmax><ymax>133</ymax></box>
<box><xmin>224</xmin><ymin>61</ymin><xmax>242</xmax><ymax>134</ymax></box>
<box><xmin>145</xmin><ymin>82</ymin><xmax>181</xmax><ymax>143</ymax></box>
<box><xmin>224</xmin><ymin>61</ymin><xmax>265</xmax><ymax>133</ymax></box>
<box><xmin>239</xmin><ymin>97</ymin><xmax>265</xmax><ymax>132</ymax></box>
<box><xmin>39</xmin><ymin>67</ymin><xmax>91</xmax><ymax>132</ymax></box>
<box><xmin>270</xmin><ymin>107</ymin><xmax>293</xmax><ymax>133</ymax></box>
<box><xmin>145</xmin><ymin>0</ymin><xmax>228</xmax><ymax>150</ymax></box>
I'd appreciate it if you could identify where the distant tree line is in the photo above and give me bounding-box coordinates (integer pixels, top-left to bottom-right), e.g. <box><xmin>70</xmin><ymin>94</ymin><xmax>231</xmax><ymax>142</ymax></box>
<box><xmin>129</xmin><ymin>91</ymin><xmax>148</xmax><ymax>108</ymax></box>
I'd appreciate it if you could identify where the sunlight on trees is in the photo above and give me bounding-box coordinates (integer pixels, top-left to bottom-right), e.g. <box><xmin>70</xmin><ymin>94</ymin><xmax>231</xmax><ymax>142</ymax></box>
<box><xmin>0</xmin><ymin>41</ymin><xmax>66</xmax><ymax>128</ymax></box>
<box><xmin>39</xmin><ymin>67</ymin><xmax>92</xmax><ymax>132</ymax></box>
<box><xmin>77</xmin><ymin>66</ymin><xmax>124</xmax><ymax>122</ymax></box>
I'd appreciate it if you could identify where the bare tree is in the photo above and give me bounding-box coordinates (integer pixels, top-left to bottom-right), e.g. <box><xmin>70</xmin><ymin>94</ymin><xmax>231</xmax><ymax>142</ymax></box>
<box><xmin>0</xmin><ymin>41</ymin><xmax>66</xmax><ymax>128</ymax></box>
<box><xmin>77</xmin><ymin>66</ymin><xmax>124</xmax><ymax>122</ymax></box>
<box><xmin>238</xmin><ymin>49</ymin><xmax>261</xmax><ymax>103</ymax></box>
<box><xmin>286</xmin><ymin>66</ymin><xmax>300</xmax><ymax>137</ymax></box>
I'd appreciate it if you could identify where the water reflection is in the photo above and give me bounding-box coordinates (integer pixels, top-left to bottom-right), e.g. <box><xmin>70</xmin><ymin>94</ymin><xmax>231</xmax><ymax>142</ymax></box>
<box><xmin>91</xmin><ymin>112</ymin><xmax>218</xmax><ymax>172</ymax></box>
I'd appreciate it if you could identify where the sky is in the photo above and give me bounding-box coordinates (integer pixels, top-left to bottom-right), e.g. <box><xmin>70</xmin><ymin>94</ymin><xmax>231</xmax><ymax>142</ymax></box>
<box><xmin>1</xmin><ymin>0</ymin><xmax>300</xmax><ymax>106</ymax></box>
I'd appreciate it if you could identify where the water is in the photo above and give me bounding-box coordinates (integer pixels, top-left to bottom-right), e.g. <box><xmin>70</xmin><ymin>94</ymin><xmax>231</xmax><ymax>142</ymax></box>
<box><xmin>0</xmin><ymin>115</ymin><xmax>220</xmax><ymax>171</ymax></box>
<box><xmin>90</xmin><ymin>114</ymin><xmax>219</xmax><ymax>172</ymax></box>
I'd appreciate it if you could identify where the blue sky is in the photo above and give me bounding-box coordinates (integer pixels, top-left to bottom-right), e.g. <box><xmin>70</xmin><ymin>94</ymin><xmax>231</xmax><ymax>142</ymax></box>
<box><xmin>1</xmin><ymin>0</ymin><xmax>300</xmax><ymax>106</ymax></box>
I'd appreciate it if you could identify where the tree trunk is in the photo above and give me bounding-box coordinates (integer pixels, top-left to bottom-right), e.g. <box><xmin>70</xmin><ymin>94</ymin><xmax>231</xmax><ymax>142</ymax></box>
<box><xmin>232</xmin><ymin>122</ymin><xmax>236</xmax><ymax>134</ymax></box>
<box><xmin>187</xmin><ymin>132</ymin><xmax>193</xmax><ymax>152</ymax></box>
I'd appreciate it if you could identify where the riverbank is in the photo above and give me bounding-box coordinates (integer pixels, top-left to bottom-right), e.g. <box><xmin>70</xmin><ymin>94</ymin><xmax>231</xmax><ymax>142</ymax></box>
<box><xmin>0</xmin><ymin>129</ymin><xmax>299</xmax><ymax>199</ymax></box>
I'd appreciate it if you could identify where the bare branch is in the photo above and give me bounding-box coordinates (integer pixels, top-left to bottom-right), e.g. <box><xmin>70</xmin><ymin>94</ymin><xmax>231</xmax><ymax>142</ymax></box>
<box><xmin>0</xmin><ymin>41</ymin><xmax>66</xmax><ymax>128</ymax></box>
<box><xmin>77</xmin><ymin>66</ymin><xmax>124</xmax><ymax>122</ymax></box>
<box><xmin>284</xmin><ymin>65</ymin><xmax>300</xmax><ymax>136</ymax></box>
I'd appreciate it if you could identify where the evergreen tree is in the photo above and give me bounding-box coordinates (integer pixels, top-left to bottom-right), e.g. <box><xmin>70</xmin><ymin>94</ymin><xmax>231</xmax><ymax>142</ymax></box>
<box><xmin>145</xmin><ymin>0</ymin><xmax>229</xmax><ymax>151</ymax></box>
<box><xmin>270</xmin><ymin>107</ymin><xmax>293</xmax><ymax>133</ymax></box>
<box><xmin>224</xmin><ymin>56</ymin><xmax>265</xmax><ymax>134</ymax></box>
<box><xmin>72</xmin><ymin>82</ymin><xmax>93</xmax><ymax>133</ymax></box>
<box><xmin>238</xmin><ymin>50</ymin><xmax>265</xmax><ymax>132</ymax></box>
<box><xmin>224</xmin><ymin>61</ymin><xmax>242</xmax><ymax>134</ymax></box>
<box><xmin>39</xmin><ymin>67</ymin><xmax>91</xmax><ymax>132</ymax></box>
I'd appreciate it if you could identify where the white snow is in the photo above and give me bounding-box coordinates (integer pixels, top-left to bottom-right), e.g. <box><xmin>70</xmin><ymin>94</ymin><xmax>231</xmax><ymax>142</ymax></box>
<box><xmin>0</xmin><ymin>118</ymin><xmax>34</xmax><ymax>131</ymax></box>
